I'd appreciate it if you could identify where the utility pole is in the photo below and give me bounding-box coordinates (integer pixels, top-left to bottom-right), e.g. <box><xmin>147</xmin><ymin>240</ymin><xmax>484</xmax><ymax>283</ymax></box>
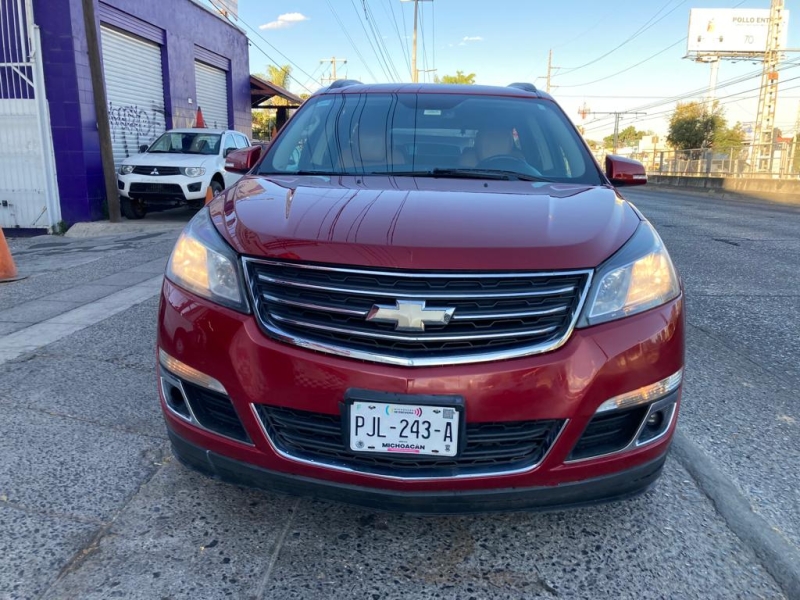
<box><xmin>81</xmin><ymin>0</ymin><xmax>121</xmax><ymax>222</ymax></box>
<box><xmin>320</xmin><ymin>57</ymin><xmax>347</xmax><ymax>84</ymax></box>
<box><xmin>538</xmin><ymin>49</ymin><xmax>559</xmax><ymax>93</ymax></box>
<box><xmin>582</xmin><ymin>109</ymin><xmax>647</xmax><ymax>154</ymax></box>
<box><xmin>402</xmin><ymin>0</ymin><xmax>433</xmax><ymax>83</ymax></box>
<box><xmin>752</xmin><ymin>0</ymin><xmax>785</xmax><ymax>174</ymax></box>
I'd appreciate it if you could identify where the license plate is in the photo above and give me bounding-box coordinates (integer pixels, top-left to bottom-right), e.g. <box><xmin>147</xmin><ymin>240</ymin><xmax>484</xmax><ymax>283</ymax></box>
<box><xmin>349</xmin><ymin>401</ymin><xmax>460</xmax><ymax>457</ymax></box>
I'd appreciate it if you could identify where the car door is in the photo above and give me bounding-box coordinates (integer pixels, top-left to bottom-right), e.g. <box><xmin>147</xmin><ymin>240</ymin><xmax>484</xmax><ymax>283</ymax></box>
<box><xmin>221</xmin><ymin>133</ymin><xmax>241</xmax><ymax>187</ymax></box>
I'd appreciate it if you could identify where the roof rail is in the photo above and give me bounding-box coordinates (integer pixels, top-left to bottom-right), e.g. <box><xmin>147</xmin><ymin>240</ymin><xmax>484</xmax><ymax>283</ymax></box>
<box><xmin>327</xmin><ymin>79</ymin><xmax>363</xmax><ymax>90</ymax></box>
<box><xmin>507</xmin><ymin>82</ymin><xmax>538</xmax><ymax>93</ymax></box>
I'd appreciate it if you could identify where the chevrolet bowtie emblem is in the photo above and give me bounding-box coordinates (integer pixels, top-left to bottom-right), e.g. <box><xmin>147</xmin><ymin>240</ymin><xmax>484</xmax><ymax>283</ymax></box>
<box><xmin>365</xmin><ymin>300</ymin><xmax>455</xmax><ymax>332</ymax></box>
<box><xmin>150</xmin><ymin>168</ymin><xmax>159</xmax><ymax>175</ymax></box>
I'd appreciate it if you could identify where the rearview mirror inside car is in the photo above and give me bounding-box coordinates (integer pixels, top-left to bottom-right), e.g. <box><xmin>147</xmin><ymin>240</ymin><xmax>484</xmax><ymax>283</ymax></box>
<box><xmin>605</xmin><ymin>155</ymin><xmax>647</xmax><ymax>187</ymax></box>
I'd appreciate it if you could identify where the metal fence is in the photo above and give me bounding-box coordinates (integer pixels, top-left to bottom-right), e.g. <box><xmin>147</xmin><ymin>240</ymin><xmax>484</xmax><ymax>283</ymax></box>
<box><xmin>629</xmin><ymin>142</ymin><xmax>800</xmax><ymax>179</ymax></box>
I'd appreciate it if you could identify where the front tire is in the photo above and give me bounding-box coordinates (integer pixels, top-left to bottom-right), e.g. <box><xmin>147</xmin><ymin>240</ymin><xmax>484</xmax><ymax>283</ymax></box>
<box><xmin>209</xmin><ymin>179</ymin><xmax>224</xmax><ymax>198</ymax></box>
<box><xmin>121</xmin><ymin>197</ymin><xmax>147</xmax><ymax>220</ymax></box>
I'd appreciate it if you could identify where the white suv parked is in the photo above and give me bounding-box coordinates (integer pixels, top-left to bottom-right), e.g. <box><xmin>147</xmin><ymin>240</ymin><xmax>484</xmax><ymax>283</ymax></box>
<box><xmin>117</xmin><ymin>128</ymin><xmax>251</xmax><ymax>219</ymax></box>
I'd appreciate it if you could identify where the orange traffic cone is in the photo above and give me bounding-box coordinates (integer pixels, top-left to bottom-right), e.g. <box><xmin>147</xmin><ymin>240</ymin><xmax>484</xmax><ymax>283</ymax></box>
<box><xmin>204</xmin><ymin>185</ymin><xmax>214</xmax><ymax>205</ymax></box>
<box><xmin>195</xmin><ymin>106</ymin><xmax>206</xmax><ymax>128</ymax></box>
<box><xmin>0</xmin><ymin>228</ymin><xmax>26</xmax><ymax>283</ymax></box>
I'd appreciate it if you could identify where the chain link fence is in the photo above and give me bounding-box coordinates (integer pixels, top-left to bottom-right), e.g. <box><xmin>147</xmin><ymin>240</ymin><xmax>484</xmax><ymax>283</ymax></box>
<box><xmin>628</xmin><ymin>143</ymin><xmax>800</xmax><ymax>179</ymax></box>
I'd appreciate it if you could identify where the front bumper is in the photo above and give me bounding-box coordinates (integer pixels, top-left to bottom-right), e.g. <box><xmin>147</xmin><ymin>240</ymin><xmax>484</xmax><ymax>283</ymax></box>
<box><xmin>118</xmin><ymin>174</ymin><xmax>208</xmax><ymax>203</ymax></box>
<box><xmin>169</xmin><ymin>428</ymin><xmax>667</xmax><ymax>514</ymax></box>
<box><xmin>157</xmin><ymin>278</ymin><xmax>684</xmax><ymax>510</ymax></box>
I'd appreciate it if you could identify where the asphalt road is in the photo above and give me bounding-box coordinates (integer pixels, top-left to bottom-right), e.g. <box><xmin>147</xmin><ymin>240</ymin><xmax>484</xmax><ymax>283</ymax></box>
<box><xmin>0</xmin><ymin>189</ymin><xmax>798</xmax><ymax>599</ymax></box>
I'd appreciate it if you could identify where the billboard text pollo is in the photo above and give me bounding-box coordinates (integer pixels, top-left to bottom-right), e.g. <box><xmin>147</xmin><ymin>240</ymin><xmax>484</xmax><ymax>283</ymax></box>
<box><xmin>687</xmin><ymin>9</ymin><xmax>789</xmax><ymax>54</ymax></box>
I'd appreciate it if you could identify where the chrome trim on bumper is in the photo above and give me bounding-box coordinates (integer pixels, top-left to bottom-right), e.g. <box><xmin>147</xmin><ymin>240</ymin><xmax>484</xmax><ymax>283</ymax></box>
<box><xmin>250</xmin><ymin>403</ymin><xmax>569</xmax><ymax>482</ymax></box>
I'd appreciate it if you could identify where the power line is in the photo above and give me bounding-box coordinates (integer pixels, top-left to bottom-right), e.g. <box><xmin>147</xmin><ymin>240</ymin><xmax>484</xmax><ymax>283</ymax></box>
<box><xmin>384</xmin><ymin>0</ymin><xmax>412</xmax><ymax>77</ymax></box>
<box><xmin>324</xmin><ymin>0</ymin><xmax>379</xmax><ymax>82</ymax></box>
<box><xmin>556</xmin><ymin>0</ymin><xmax>687</xmax><ymax>77</ymax></box>
<box><xmin>233</xmin><ymin>14</ymin><xmax>317</xmax><ymax>92</ymax></box>
<box><xmin>579</xmin><ymin>58</ymin><xmax>800</xmax><ymax>129</ymax></box>
<box><xmin>349</xmin><ymin>0</ymin><xmax>395</xmax><ymax>81</ymax></box>
<box><xmin>580</xmin><ymin>74</ymin><xmax>800</xmax><ymax>135</ymax></box>
<box><xmin>558</xmin><ymin>38</ymin><xmax>685</xmax><ymax>88</ymax></box>
<box><xmin>363</xmin><ymin>0</ymin><xmax>402</xmax><ymax>81</ymax></box>
<box><xmin>419</xmin><ymin>0</ymin><xmax>429</xmax><ymax>80</ymax></box>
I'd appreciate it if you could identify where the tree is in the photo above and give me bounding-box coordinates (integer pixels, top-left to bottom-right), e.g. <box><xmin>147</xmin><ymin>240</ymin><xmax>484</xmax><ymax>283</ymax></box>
<box><xmin>435</xmin><ymin>71</ymin><xmax>476</xmax><ymax>84</ymax></box>
<box><xmin>603</xmin><ymin>126</ymin><xmax>648</xmax><ymax>149</ymax></box>
<box><xmin>252</xmin><ymin>65</ymin><xmax>293</xmax><ymax>140</ymax></box>
<box><xmin>267</xmin><ymin>64</ymin><xmax>292</xmax><ymax>90</ymax></box>
<box><xmin>714</xmin><ymin>122</ymin><xmax>746</xmax><ymax>152</ymax></box>
<box><xmin>666</xmin><ymin>101</ymin><xmax>742</xmax><ymax>151</ymax></box>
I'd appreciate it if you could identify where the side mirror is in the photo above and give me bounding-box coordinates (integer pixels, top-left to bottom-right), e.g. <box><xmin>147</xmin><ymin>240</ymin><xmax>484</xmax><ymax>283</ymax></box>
<box><xmin>605</xmin><ymin>155</ymin><xmax>647</xmax><ymax>186</ymax></box>
<box><xmin>225</xmin><ymin>145</ymin><xmax>262</xmax><ymax>174</ymax></box>
<box><xmin>139</xmin><ymin>144</ymin><xmax>148</xmax><ymax>153</ymax></box>
<box><xmin>224</xmin><ymin>147</ymin><xmax>237</xmax><ymax>157</ymax></box>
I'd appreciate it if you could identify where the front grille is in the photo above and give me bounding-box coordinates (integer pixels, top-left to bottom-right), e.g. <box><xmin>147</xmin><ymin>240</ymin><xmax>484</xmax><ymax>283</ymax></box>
<box><xmin>132</xmin><ymin>165</ymin><xmax>181</xmax><ymax>176</ymax></box>
<box><xmin>255</xmin><ymin>405</ymin><xmax>564</xmax><ymax>477</ymax></box>
<box><xmin>130</xmin><ymin>183</ymin><xmax>183</xmax><ymax>195</ymax></box>
<box><xmin>182</xmin><ymin>382</ymin><xmax>251</xmax><ymax>443</ymax></box>
<box><xmin>244</xmin><ymin>259</ymin><xmax>591</xmax><ymax>365</ymax></box>
<box><xmin>569</xmin><ymin>406</ymin><xmax>648</xmax><ymax>461</ymax></box>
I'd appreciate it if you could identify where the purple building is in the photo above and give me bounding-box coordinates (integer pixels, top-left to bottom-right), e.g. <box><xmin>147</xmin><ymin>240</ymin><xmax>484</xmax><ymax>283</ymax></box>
<box><xmin>0</xmin><ymin>0</ymin><xmax>250</xmax><ymax>229</ymax></box>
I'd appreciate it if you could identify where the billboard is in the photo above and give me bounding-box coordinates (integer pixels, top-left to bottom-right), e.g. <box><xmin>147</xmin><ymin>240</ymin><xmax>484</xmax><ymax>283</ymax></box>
<box><xmin>687</xmin><ymin>9</ymin><xmax>789</xmax><ymax>54</ymax></box>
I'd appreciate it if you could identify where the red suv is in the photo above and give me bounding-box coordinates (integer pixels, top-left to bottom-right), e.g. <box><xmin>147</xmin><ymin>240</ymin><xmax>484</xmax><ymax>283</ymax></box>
<box><xmin>158</xmin><ymin>82</ymin><xmax>683</xmax><ymax>512</ymax></box>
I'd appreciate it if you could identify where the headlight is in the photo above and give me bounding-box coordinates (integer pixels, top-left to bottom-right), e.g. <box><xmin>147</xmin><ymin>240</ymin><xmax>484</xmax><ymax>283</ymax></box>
<box><xmin>578</xmin><ymin>222</ymin><xmax>680</xmax><ymax>327</ymax></box>
<box><xmin>180</xmin><ymin>167</ymin><xmax>206</xmax><ymax>177</ymax></box>
<box><xmin>119</xmin><ymin>165</ymin><xmax>134</xmax><ymax>175</ymax></box>
<box><xmin>165</xmin><ymin>208</ymin><xmax>249</xmax><ymax>312</ymax></box>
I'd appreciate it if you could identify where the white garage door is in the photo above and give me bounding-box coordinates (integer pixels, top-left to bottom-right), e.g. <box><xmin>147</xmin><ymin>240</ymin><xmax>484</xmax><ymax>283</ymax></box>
<box><xmin>101</xmin><ymin>26</ymin><xmax>166</xmax><ymax>168</ymax></box>
<box><xmin>194</xmin><ymin>61</ymin><xmax>229</xmax><ymax>130</ymax></box>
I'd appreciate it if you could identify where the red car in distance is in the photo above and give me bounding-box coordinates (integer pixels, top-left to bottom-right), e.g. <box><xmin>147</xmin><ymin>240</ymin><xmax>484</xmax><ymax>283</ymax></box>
<box><xmin>157</xmin><ymin>81</ymin><xmax>683</xmax><ymax>513</ymax></box>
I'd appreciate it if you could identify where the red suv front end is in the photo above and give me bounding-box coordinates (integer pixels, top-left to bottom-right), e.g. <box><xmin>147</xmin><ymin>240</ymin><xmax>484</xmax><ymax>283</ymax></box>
<box><xmin>157</xmin><ymin>83</ymin><xmax>684</xmax><ymax>513</ymax></box>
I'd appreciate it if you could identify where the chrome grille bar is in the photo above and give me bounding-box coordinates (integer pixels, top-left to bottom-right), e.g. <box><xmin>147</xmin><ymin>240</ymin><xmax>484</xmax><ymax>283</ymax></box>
<box><xmin>244</xmin><ymin>257</ymin><xmax>594</xmax><ymax>367</ymax></box>
<box><xmin>270</xmin><ymin>313</ymin><xmax>559</xmax><ymax>342</ymax></box>
<box><xmin>257</xmin><ymin>274</ymin><xmax>576</xmax><ymax>300</ymax></box>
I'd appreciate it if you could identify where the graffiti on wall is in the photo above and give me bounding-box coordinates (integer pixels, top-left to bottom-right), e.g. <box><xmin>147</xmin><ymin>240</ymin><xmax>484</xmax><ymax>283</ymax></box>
<box><xmin>108</xmin><ymin>102</ymin><xmax>166</xmax><ymax>158</ymax></box>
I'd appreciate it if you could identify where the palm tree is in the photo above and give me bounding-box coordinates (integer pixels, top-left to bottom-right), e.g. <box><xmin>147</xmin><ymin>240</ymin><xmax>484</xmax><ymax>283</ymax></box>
<box><xmin>252</xmin><ymin>65</ymin><xmax>293</xmax><ymax>140</ymax></box>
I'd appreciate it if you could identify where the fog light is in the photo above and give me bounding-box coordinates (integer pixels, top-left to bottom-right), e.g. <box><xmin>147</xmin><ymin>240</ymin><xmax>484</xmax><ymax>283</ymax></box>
<box><xmin>646</xmin><ymin>412</ymin><xmax>663</xmax><ymax>428</ymax></box>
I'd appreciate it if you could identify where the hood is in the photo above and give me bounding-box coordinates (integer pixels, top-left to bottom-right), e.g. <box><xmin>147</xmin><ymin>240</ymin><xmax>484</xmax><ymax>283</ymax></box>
<box><xmin>121</xmin><ymin>153</ymin><xmax>217</xmax><ymax>167</ymax></box>
<box><xmin>209</xmin><ymin>175</ymin><xmax>641</xmax><ymax>271</ymax></box>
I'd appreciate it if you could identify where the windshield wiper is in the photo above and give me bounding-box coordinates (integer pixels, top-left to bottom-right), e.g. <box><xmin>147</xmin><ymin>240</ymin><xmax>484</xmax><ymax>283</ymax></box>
<box><xmin>259</xmin><ymin>170</ymin><xmax>341</xmax><ymax>176</ymax></box>
<box><xmin>367</xmin><ymin>168</ymin><xmax>551</xmax><ymax>182</ymax></box>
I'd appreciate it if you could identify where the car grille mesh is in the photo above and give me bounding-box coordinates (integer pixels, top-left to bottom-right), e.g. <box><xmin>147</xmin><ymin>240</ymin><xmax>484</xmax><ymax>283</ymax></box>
<box><xmin>130</xmin><ymin>182</ymin><xmax>183</xmax><ymax>194</ymax></box>
<box><xmin>569</xmin><ymin>406</ymin><xmax>648</xmax><ymax>460</ymax></box>
<box><xmin>244</xmin><ymin>259</ymin><xmax>590</xmax><ymax>364</ymax></box>
<box><xmin>255</xmin><ymin>405</ymin><xmax>564</xmax><ymax>476</ymax></box>
<box><xmin>132</xmin><ymin>166</ymin><xmax>181</xmax><ymax>175</ymax></box>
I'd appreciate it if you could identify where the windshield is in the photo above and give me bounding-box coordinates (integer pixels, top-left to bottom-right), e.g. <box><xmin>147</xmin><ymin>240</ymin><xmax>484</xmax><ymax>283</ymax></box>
<box><xmin>259</xmin><ymin>93</ymin><xmax>602</xmax><ymax>184</ymax></box>
<box><xmin>148</xmin><ymin>132</ymin><xmax>221</xmax><ymax>155</ymax></box>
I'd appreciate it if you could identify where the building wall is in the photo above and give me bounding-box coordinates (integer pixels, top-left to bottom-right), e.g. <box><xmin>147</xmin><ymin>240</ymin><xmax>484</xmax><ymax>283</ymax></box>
<box><xmin>33</xmin><ymin>0</ymin><xmax>250</xmax><ymax>223</ymax></box>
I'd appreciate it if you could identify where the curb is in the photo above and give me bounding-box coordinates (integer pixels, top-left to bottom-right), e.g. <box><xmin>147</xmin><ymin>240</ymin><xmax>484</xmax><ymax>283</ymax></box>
<box><xmin>672</xmin><ymin>430</ymin><xmax>800</xmax><ymax>599</ymax></box>
<box><xmin>643</xmin><ymin>184</ymin><xmax>800</xmax><ymax>208</ymax></box>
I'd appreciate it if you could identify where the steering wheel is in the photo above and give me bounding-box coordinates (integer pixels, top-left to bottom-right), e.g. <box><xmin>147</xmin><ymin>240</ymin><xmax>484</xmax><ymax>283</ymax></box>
<box><xmin>476</xmin><ymin>155</ymin><xmax>542</xmax><ymax>177</ymax></box>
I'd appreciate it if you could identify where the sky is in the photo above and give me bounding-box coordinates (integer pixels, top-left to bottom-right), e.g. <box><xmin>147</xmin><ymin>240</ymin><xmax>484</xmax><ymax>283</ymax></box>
<box><xmin>222</xmin><ymin>0</ymin><xmax>800</xmax><ymax>142</ymax></box>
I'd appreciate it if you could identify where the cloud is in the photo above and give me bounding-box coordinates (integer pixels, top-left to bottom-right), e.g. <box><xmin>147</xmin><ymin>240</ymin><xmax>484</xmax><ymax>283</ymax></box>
<box><xmin>259</xmin><ymin>12</ymin><xmax>309</xmax><ymax>30</ymax></box>
<box><xmin>458</xmin><ymin>36</ymin><xmax>483</xmax><ymax>46</ymax></box>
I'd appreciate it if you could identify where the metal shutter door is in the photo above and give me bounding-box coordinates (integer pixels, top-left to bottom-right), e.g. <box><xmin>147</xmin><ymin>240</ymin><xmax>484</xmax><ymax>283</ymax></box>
<box><xmin>194</xmin><ymin>61</ymin><xmax>229</xmax><ymax>130</ymax></box>
<box><xmin>100</xmin><ymin>26</ymin><xmax>166</xmax><ymax>168</ymax></box>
